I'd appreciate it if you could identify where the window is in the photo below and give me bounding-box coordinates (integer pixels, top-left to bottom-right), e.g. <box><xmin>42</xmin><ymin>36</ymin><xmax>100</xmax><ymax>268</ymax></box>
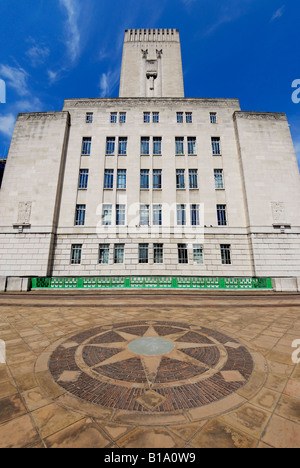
<box><xmin>102</xmin><ymin>204</ymin><xmax>112</xmax><ymax>226</ymax></box>
<box><xmin>153</xmin><ymin>112</ymin><xmax>159</xmax><ymax>123</ymax></box>
<box><xmin>106</xmin><ymin>137</ymin><xmax>115</xmax><ymax>155</ymax></box>
<box><xmin>81</xmin><ymin>137</ymin><xmax>91</xmax><ymax>156</ymax></box>
<box><xmin>117</xmin><ymin>169</ymin><xmax>126</xmax><ymax>189</ymax></box>
<box><xmin>221</xmin><ymin>244</ymin><xmax>231</xmax><ymax>265</ymax></box>
<box><xmin>190</xmin><ymin>204</ymin><xmax>200</xmax><ymax>226</ymax></box>
<box><xmin>153</xmin><ymin>204</ymin><xmax>162</xmax><ymax>226</ymax></box>
<box><xmin>154</xmin><ymin>244</ymin><xmax>163</xmax><ymax>264</ymax></box>
<box><xmin>144</xmin><ymin>112</ymin><xmax>151</xmax><ymax>123</ymax></box>
<box><xmin>214</xmin><ymin>169</ymin><xmax>224</xmax><ymax>189</ymax></box>
<box><xmin>139</xmin><ymin>244</ymin><xmax>149</xmax><ymax>264</ymax></box>
<box><xmin>175</xmin><ymin>137</ymin><xmax>184</xmax><ymax>155</ymax></box>
<box><xmin>140</xmin><ymin>169</ymin><xmax>149</xmax><ymax>189</ymax></box>
<box><xmin>99</xmin><ymin>244</ymin><xmax>109</xmax><ymax>264</ymax></box>
<box><xmin>187</xmin><ymin>137</ymin><xmax>196</xmax><ymax>155</ymax></box>
<box><xmin>193</xmin><ymin>244</ymin><xmax>203</xmax><ymax>264</ymax></box>
<box><xmin>114</xmin><ymin>244</ymin><xmax>124</xmax><ymax>264</ymax></box>
<box><xmin>178</xmin><ymin>244</ymin><xmax>188</xmax><ymax>264</ymax></box>
<box><xmin>119</xmin><ymin>112</ymin><xmax>126</xmax><ymax>123</ymax></box>
<box><xmin>86</xmin><ymin>113</ymin><xmax>93</xmax><ymax>124</ymax></box>
<box><xmin>71</xmin><ymin>244</ymin><xmax>82</xmax><ymax>265</ymax></box>
<box><xmin>189</xmin><ymin>169</ymin><xmax>198</xmax><ymax>189</ymax></box>
<box><xmin>153</xmin><ymin>169</ymin><xmax>162</xmax><ymax>189</ymax></box>
<box><xmin>212</xmin><ymin>137</ymin><xmax>221</xmax><ymax>155</ymax></box>
<box><xmin>118</xmin><ymin>137</ymin><xmax>127</xmax><ymax>155</ymax></box>
<box><xmin>186</xmin><ymin>112</ymin><xmax>193</xmax><ymax>123</ymax></box>
<box><xmin>141</xmin><ymin>137</ymin><xmax>150</xmax><ymax>155</ymax></box>
<box><xmin>210</xmin><ymin>112</ymin><xmax>217</xmax><ymax>124</ymax></box>
<box><xmin>177</xmin><ymin>112</ymin><xmax>183</xmax><ymax>123</ymax></box>
<box><xmin>116</xmin><ymin>205</ymin><xmax>126</xmax><ymax>226</ymax></box>
<box><xmin>176</xmin><ymin>169</ymin><xmax>185</xmax><ymax>189</ymax></box>
<box><xmin>217</xmin><ymin>204</ymin><xmax>227</xmax><ymax>226</ymax></box>
<box><xmin>75</xmin><ymin>204</ymin><xmax>86</xmax><ymax>226</ymax></box>
<box><xmin>110</xmin><ymin>112</ymin><xmax>117</xmax><ymax>123</ymax></box>
<box><xmin>104</xmin><ymin>169</ymin><xmax>114</xmax><ymax>189</ymax></box>
<box><xmin>78</xmin><ymin>169</ymin><xmax>89</xmax><ymax>189</ymax></box>
<box><xmin>140</xmin><ymin>205</ymin><xmax>150</xmax><ymax>226</ymax></box>
<box><xmin>153</xmin><ymin>137</ymin><xmax>162</xmax><ymax>155</ymax></box>
<box><xmin>177</xmin><ymin>204</ymin><xmax>186</xmax><ymax>226</ymax></box>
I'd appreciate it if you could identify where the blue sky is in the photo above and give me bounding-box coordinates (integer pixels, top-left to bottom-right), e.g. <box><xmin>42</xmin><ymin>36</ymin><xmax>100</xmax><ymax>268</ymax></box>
<box><xmin>0</xmin><ymin>0</ymin><xmax>299</xmax><ymax>167</ymax></box>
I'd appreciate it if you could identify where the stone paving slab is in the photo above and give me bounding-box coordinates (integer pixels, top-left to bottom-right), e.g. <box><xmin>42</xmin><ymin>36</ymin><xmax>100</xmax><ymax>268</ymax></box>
<box><xmin>0</xmin><ymin>291</ymin><xmax>299</xmax><ymax>448</ymax></box>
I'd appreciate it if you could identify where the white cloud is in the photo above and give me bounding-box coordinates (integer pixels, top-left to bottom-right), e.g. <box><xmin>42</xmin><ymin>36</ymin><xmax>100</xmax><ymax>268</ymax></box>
<box><xmin>99</xmin><ymin>69</ymin><xmax>120</xmax><ymax>98</ymax></box>
<box><xmin>0</xmin><ymin>65</ymin><xmax>29</xmax><ymax>97</ymax></box>
<box><xmin>59</xmin><ymin>0</ymin><xmax>81</xmax><ymax>63</ymax></box>
<box><xmin>26</xmin><ymin>44</ymin><xmax>50</xmax><ymax>67</ymax></box>
<box><xmin>270</xmin><ymin>5</ymin><xmax>285</xmax><ymax>22</ymax></box>
<box><xmin>0</xmin><ymin>114</ymin><xmax>16</xmax><ymax>138</ymax></box>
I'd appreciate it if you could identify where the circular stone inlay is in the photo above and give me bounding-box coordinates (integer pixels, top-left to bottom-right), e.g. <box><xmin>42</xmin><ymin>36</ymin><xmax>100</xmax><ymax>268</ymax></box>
<box><xmin>128</xmin><ymin>337</ymin><xmax>175</xmax><ymax>356</ymax></box>
<box><xmin>40</xmin><ymin>320</ymin><xmax>262</xmax><ymax>423</ymax></box>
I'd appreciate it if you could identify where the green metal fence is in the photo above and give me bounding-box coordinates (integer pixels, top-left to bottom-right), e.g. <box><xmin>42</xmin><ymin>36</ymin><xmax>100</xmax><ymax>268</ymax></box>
<box><xmin>31</xmin><ymin>276</ymin><xmax>273</xmax><ymax>290</ymax></box>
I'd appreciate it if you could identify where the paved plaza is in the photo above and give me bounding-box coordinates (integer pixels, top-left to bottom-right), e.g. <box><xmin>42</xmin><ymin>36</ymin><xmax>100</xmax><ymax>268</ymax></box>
<box><xmin>0</xmin><ymin>291</ymin><xmax>299</xmax><ymax>448</ymax></box>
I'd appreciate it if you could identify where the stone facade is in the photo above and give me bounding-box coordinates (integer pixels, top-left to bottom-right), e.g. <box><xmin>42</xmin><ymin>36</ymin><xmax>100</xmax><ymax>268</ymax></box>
<box><xmin>0</xmin><ymin>29</ymin><xmax>299</xmax><ymax>291</ymax></box>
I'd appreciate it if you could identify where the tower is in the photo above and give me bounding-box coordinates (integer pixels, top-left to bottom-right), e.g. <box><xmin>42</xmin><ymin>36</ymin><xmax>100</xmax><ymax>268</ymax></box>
<box><xmin>119</xmin><ymin>29</ymin><xmax>185</xmax><ymax>98</ymax></box>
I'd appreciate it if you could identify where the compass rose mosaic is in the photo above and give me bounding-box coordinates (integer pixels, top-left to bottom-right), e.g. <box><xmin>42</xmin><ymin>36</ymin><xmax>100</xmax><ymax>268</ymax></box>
<box><xmin>42</xmin><ymin>320</ymin><xmax>259</xmax><ymax>423</ymax></box>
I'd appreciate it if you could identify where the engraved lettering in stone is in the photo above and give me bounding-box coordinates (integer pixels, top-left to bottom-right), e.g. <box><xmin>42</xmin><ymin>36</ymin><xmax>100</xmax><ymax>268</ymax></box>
<box><xmin>271</xmin><ymin>202</ymin><xmax>285</xmax><ymax>223</ymax></box>
<box><xmin>17</xmin><ymin>202</ymin><xmax>32</xmax><ymax>224</ymax></box>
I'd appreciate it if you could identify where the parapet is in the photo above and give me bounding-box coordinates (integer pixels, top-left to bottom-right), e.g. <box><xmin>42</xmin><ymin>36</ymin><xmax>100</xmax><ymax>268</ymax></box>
<box><xmin>124</xmin><ymin>29</ymin><xmax>180</xmax><ymax>42</ymax></box>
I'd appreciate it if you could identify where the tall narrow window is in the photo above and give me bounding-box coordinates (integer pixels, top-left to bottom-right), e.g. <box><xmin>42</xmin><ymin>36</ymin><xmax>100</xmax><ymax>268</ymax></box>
<box><xmin>214</xmin><ymin>169</ymin><xmax>224</xmax><ymax>189</ymax></box>
<box><xmin>210</xmin><ymin>112</ymin><xmax>217</xmax><ymax>124</ymax></box>
<box><xmin>217</xmin><ymin>204</ymin><xmax>227</xmax><ymax>226</ymax></box>
<box><xmin>153</xmin><ymin>204</ymin><xmax>162</xmax><ymax>226</ymax></box>
<box><xmin>144</xmin><ymin>112</ymin><xmax>151</xmax><ymax>123</ymax></box>
<box><xmin>190</xmin><ymin>204</ymin><xmax>200</xmax><ymax>226</ymax></box>
<box><xmin>175</xmin><ymin>137</ymin><xmax>184</xmax><ymax>155</ymax></box>
<box><xmin>178</xmin><ymin>244</ymin><xmax>188</xmax><ymax>264</ymax></box>
<box><xmin>78</xmin><ymin>169</ymin><xmax>89</xmax><ymax>189</ymax></box>
<box><xmin>86</xmin><ymin>113</ymin><xmax>93</xmax><ymax>124</ymax></box>
<box><xmin>153</xmin><ymin>112</ymin><xmax>159</xmax><ymax>123</ymax></box>
<box><xmin>154</xmin><ymin>244</ymin><xmax>163</xmax><ymax>264</ymax></box>
<box><xmin>177</xmin><ymin>112</ymin><xmax>183</xmax><ymax>123</ymax></box>
<box><xmin>189</xmin><ymin>169</ymin><xmax>198</xmax><ymax>189</ymax></box>
<box><xmin>116</xmin><ymin>205</ymin><xmax>126</xmax><ymax>226</ymax></box>
<box><xmin>153</xmin><ymin>169</ymin><xmax>162</xmax><ymax>189</ymax></box>
<box><xmin>212</xmin><ymin>137</ymin><xmax>221</xmax><ymax>155</ymax></box>
<box><xmin>71</xmin><ymin>244</ymin><xmax>82</xmax><ymax>265</ymax></box>
<box><xmin>141</xmin><ymin>137</ymin><xmax>150</xmax><ymax>155</ymax></box>
<box><xmin>114</xmin><ymin>244</ymin><xmax>124</xmax><ymax>264</ymax></box>
<box><xmin>118</xmin><ymin>137</ymin><xmax>127</xmax><ymax>155</ymax></box>
<box><xmin>153</xmin><ymin>137</ymin><xmax>162</xmax><ymax>155</ymax></box>
<box><xmin>140</xmin><ymin>205</ymin><xmax>150</xmax><ymax>226</ymax></box>
<box><xmin>119</xmin><ymin>112</ymin><xmax>126</xmax><ymax>123</ymax></box>
<box><xmin>193</xmin><ymin>244</ymin><xmax>203</xmax><ymax>264</ymax></box>
<box><xmin>139</xmin><ymin>244</ymin><xmax>149</xmax><ymax>264</ymax></box>
<box><xmin>102</xmin><ymin>204</ymin><xmax>112</xmax><ymax>226</ymax></box>
<box><xmin>187</xmin><ymin>137</ymin><xmax>196</xmax><ymax>155</ymax></box>
<box><xmin>106</xmin><ymin>137</ymin><xmax>115</xmax><ymax>155</ymax></box>
<box><xmin>221</xmin><ymin>244</ymin><xmax>231</xmax><ymax>265</ymax></box>
<box><xmin>75</xmin><ymin>205</ymin><xmax>86</xmax><ymax>226</ymax></box>
<box><xmin>110</xmin><ymin>112</ymin><xmax>117</xmax><ymax>123</ymax></box>
<box><xmin>186</xmin><ymin>112</ymin><xmax>193</xmax><ymax>123</ymax></box>
<box><xmin>99</xmin><ymin>244</ymin><xmax>109</xmax><ymax>264</ymax></box>
<box><xmin>176</xmin><ymin>169</ymin><xmax>185</xmax><ymax>189</ymax></box>
<box><xmin>117</xmin><ymin>169</ymin><xmax>126</xmax><ymax>189</ymax></box>
<box><xmin>177</xmin><ymin>204</ymin><xmax>186</xmax><ymax>226</ymax></box>
<box><xmin>81</xmin><ymin>137</ymin><xmax>91</xmax><ymax>156</ymax></box>
<box><xmin>104</xmin><ymin>169</ymin><xmax>114</xmax><ymax>189</ymax></box>
<box><xmin>140</xmin><ymin>170</ymin><xmax>149</xmax><ymax>189</ymax></box>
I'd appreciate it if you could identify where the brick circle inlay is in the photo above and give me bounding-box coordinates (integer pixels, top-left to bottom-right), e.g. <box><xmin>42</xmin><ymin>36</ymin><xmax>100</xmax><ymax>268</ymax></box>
<box><xmin>46</xmin><ymin>321</ymin><xmax>255</xmax><ymax>416</ymax></box>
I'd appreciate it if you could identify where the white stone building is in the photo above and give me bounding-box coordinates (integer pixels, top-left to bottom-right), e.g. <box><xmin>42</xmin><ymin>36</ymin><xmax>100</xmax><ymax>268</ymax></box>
<box><xmin>0</xmin><ymin>29</ymin><xmax>300</xmax><ymax>291</ymax></box>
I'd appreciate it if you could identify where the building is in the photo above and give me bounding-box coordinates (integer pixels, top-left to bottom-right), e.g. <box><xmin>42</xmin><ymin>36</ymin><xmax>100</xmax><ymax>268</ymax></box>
<box><xmin>0</xmin><ymin>28</ymin><xmax>300</xmax><ymax>292</ymax></box>
<box><xmin>0</xmin><ymin>158</ymin><xmax>6</xmax><ymax>188</ymax></box>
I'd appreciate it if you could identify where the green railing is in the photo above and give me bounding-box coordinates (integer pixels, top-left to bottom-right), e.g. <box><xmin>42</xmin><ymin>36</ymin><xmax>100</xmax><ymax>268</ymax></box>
<box><xmin>31</xmin><ymin>277</ymin><xmax>273</xmax><ymax>290</ymax></box>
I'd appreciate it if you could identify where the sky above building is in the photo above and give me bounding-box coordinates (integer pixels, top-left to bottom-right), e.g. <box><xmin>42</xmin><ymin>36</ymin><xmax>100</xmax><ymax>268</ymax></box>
<box><xmin>0</xmin><ymin>0</ymin><xmax>299</xmax><ymax>167</ymax></box>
